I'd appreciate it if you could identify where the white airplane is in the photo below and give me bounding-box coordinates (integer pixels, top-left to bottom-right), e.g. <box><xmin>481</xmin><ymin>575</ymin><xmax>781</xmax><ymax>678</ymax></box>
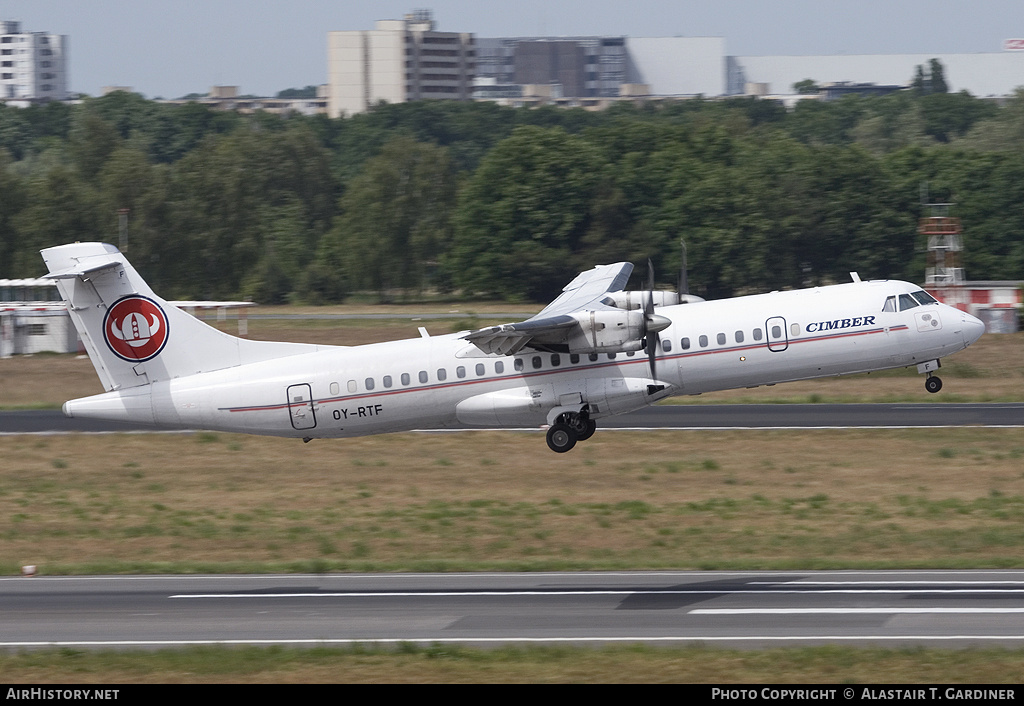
<box><xmin>43</xmin><ymin>242</ymin><xmax>985</xmax><ymax>453</ymax></box>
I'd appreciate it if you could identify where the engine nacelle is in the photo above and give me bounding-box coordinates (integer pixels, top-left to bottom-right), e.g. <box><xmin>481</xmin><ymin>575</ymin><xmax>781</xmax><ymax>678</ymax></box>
<box><xmin>602</xmin><ymin>291</ymin><xmax>680</xmax><ymax>310</ymax></box>
<box><xmin>566</xmin><ymin>309</ymin><xmax>646</xmax><ymax>354</ymax></box>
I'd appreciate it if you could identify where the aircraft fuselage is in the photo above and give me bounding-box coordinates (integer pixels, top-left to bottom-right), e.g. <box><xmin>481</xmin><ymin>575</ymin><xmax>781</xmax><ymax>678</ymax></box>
<box><xmin>63</xmin><ymin>277</ymin><xmax>984</xmax><ymax>440</ymax></box>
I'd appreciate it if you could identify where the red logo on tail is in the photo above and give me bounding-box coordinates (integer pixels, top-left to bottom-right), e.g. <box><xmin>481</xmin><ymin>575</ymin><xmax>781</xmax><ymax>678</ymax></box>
<box><xmin>103</xmin><ymin>296</ymin><xmax>169</xmax><ymax>362</ymax></box>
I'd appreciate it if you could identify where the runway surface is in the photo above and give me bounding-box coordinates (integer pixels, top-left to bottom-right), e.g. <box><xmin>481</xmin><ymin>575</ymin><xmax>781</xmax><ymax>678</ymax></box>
<box><xmin>5</xmin><ymin>570</ymin><xmax>1024</xmax><ymax>649</ymax></box>
<box><xmin>2</xmin><ymin>403</ymin><xmax>1023</xmax><ymax>435</ymax></box>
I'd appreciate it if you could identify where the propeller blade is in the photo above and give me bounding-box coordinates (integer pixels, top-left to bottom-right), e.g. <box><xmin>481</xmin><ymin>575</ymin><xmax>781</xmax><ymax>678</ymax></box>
<box><xmin>645</xmin><ymin>259</ymin><xmax>659</xmax><ymax>378</ymax></box>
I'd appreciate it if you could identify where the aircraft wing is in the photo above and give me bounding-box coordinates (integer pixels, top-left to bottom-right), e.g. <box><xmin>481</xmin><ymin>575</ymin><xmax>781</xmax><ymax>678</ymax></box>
<box><xmin>463</xmin><ymin>262</ymin><xmax>633</xmax><ymax>355</ymax></box>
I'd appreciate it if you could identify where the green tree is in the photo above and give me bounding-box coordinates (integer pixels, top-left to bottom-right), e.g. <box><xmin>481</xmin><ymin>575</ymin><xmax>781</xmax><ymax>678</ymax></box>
<box><xmin>276</xmin><ymin>85</ymin><xmax>319</xmax><ymax>99</ymax></box>
<box><xmin>929</xmin><ymin>58</ymin><xmax>949</xmax><ymax>94</ymax></box>
<box><xmin>448</xmin><ymin>126</ymin><xmax>607</xmax><ymax>301</ymax></box>
<box><xmin>957</xmin><ymin>88</ymin><xmax>1024</xmax><ymax>151</ymax></box>
<box><xmin>0</xmin><ymin>105</ymin><xmax>33</xmax><ymax>161</ymax></box>
<box><xmin>322</xmin><ymin>137</ymin><xmax>455</xmax><ymax>301</ymax></box>
<box><xmin>68</xmin><ymin>109</ymin><xmax>120</xmax><ymax>179</ymax></box>
<box><xmin>793</xmin><ymin>79</ymin><xmax>820</xmax><ymax>95</ymax></box>
<box><xmin>162</xmin><ymin>124</ymin><xmax>334</xmax><ymax>299</ymax></box>
<box><xmin>0</xmin><ymin>148</ymin><xmax>25</xmax><ymax>275</ymax></box>
<box><xmin>11</xmin><ymin>154</ymin><xmax>104</xmax><ymax>275</ymax></box>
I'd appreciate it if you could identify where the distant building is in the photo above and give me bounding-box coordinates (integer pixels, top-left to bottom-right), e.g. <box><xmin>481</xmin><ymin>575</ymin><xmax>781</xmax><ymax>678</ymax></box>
<box><xmin>157</xmin><ymin>85</ymin><xmax>328</xmax><ymax>116</ymax></box>
<box><xmin>818</xmin><ymin>81</ymin><xmax>906</xmax><ymax>101</ymax></box>
<box><xmin>926</xmin><ymin>281</ymin><xmax>1022</xmax><ymax>334</ymax></box>
<box><xmin>327</xmin><ymin>10</ymin><xmax>475</xmax><ymax>117</ymax></box>
<box><xmin>729</xmin><ymin>53</ymin><xmax>1024</xmax><ymax>98</ymax></box>
<box><xmin>0</xmin><ymin>278</ymin><xmax>77</xmax><ymax>355</ymax></box>
<box><xmin>917</xmin><ymin>215</ymin><xmax>1021</xmax><ymax>334</ymax></box>
<box><xmin>475</xmin><ymin>36</ymin><xmax>627</xmax><ymax>99</ymax></box>
<box><xmin>0</xmin><ymin>20</ymin><xmax>69</xmax><ymax>102</ymax></box>
<box><xmin>474</xmin><ymin>35</ymin><xmax>725</xmax><ymax>101</ymax></box>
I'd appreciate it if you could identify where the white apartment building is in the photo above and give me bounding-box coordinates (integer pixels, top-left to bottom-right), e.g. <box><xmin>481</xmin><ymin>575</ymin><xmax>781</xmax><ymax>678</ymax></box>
<box><xmin>0</xmin><ymin>21</ymin><xmax>69</xmax><ymax>102</ymax></box>
<box><xmin>327</xmin><ymin>10</ymin><xmax>474</xmax><ymax>117</ymax></box>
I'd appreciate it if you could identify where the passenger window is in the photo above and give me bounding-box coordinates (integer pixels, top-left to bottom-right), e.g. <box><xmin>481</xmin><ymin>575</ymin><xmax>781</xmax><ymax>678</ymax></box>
<box><xmin>882</xmin><ymin>296</ymin><xmax>896</xmax><ymax>312</ymax></box>
<box><xmin>717</xmin><ymin>333</ymin><xmax>726</xmax><ymax>345</ymax></box>
<box><xmin>681</xmin><ymin>337</ymin><xmax>690</xmax><ymax>350</ymax></box>
<box><xmin>418</xmin><ymin>370</ymin><xmax>428</xmax><ymax>383</ymax></box>
<box><xmin>790</xmin><ymin>323</ymin><xmax>800</xmax><ymax>337</ymax></box>
<box><xmin>570</xmin><ymin>354</ymin><xmax>580</xmax><ymax>364</ymax></box>
<box><xmin>456</xmin><ymin>366</ymin><xmax>466</xmax><ymax>379</ymax></box>
<box><xmin>495</xmin><ymin>361</ymin><xmax>504</xmax><ymax>374</ymax></box>
<box><xmin>771</xmin><ymin>325</ymin><xmax>782</xmax><ymax>338</ymax></box>
<box><xmin>383</xmin><ymin>375</ymin><xmax>392</xmax><ymax>388</ymax></box>
<box><xmin>735</xmin><ymin>331</ymin><xmax>744</xmax><ymax>343</ymax></box>
<box><xmin>551</xmin><ymin>354</ymin><xmax>560</xmax><ymax>366</ymax></box>
<box><xmin>365</xmin><ymin>377</ymin><xmax>375</xmax><ymax>391</ymax></box>
<box><xmin>437</xmin><ymin>368</ymin><xmax>447</xmax><ymax>381</ymax></box>
<box><xmin>699</xmin><ymin>335</ymin><xmax>708</xmax><ymax>348</ymax></box>
<box><xmin>626</xmin><ymin>350</ymin><xmax>635</xmax><ymax>357</ymax></box>
<box><xmin>753</xmin><ymin>328</ymin><xmax>763</xmax><ymax>341</ymax></box>
<box><xmin>607</xmin><ymin>352</ymin><xmax>616</xmax><ymax>359</ymax></box>
<box><xmin>514</xmin><ymin>359</ymin><xmax>524</xmax><ymax>371</ymax></box>
<box><xmin>662</xmin><ymin>339</ymin><xmax>672</xmax><ymax>352</ymax></box>
<box><xmin>330</xmin><ymin>382</ymin><xmax>340</xmax><ymax>395</ymax></box>
<box><xmin>347</xmin><ymin>380</ymin><xmax>357</xmax><ymax>393</ymax></box>
<box><xmin>532</xmin><ymin>356</ymin><xmax>542</xmax><ymax>369</ymax></box>
<box><xmin>401</xmin><ymin>373</ymin><xmax>411</xmax><ymax>386</ymax></box>
<box><xmin>589</xmin><ymin>353</ymin><xmax>599</xmax><ymax>362</ymax></box>
<box><xmin>899</xmin><ymin>293</ymin><xmax>919</xmax><ymax>311</ymax></box>
<box><xmin>476</xmin><ymin>363</ymin><xmax>485</xmax><ymax>376</ymax></box>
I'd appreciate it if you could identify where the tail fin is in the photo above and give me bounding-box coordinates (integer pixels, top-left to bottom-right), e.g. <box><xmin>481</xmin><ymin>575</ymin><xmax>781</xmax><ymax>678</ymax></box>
<box><xmin>42</xmin><ymin>242</ymin><xmax>322</xmax><ymax>391</ymax></box>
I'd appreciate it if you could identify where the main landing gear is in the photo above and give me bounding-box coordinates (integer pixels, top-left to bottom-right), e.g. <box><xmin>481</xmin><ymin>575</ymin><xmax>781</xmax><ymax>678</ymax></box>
<box><xmin>546</xmin><ymin>406</ymin><xmax>597</xmax><ymax>453</ymax></box>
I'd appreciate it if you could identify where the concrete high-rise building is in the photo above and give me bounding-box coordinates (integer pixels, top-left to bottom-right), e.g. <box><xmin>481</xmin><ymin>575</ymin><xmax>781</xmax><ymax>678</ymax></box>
<box><xmin>327</xmin><ymin>10</ymin><xmax>474</xmax><ymax>117</ymax></box>
<box><xmin>0</xmin><ymin>20</ymin><xmax>69</xmax><ymax>102</ymax></box>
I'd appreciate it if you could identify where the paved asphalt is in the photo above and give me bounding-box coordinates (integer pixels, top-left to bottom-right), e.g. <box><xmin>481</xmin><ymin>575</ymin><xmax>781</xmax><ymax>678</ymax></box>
<box><xmin>5</xmin><ymin>570</ymin><xmax>1024</xmax><ymax>648</ymax></box>
<box><xmin>2</xmin><ymin>403</ymin><xmax>1023</xmax><ymax>434</ymax></box>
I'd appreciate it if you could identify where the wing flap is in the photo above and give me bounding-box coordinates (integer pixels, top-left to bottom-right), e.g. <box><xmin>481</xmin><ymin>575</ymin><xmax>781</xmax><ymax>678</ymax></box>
<box><xmin>463</xmin><ymin>315</ymin><xmax>577</xmax><ymax>355</ymax></box>
<box><xmin>462</xmin><ymin>262</ymin><xmax>635</xmax><ymax>355</ymax></box>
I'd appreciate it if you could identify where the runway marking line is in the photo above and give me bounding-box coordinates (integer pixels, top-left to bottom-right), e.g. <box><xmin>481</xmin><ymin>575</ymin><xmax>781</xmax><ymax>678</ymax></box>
<box><xmin>4</xmin><ymin>635</ymin><xmax>1024</xmax><ymax>649</ymax></box>
<box><xmin>169</xmin><ymin>588</ymin><xmax>1024</xmax><ymax>598</ymax></box>
<box><xmin>692</xmin><ymin>608</ymin><xmax>1024</xmax><ymax>615</ymax></box>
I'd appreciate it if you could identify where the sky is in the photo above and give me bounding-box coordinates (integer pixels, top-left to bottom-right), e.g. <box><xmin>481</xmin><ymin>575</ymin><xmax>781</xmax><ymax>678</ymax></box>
<box><xmin>2</xmin><ymin>0</ymin><xmax>1023</xmax><ymax>98</ymax></box>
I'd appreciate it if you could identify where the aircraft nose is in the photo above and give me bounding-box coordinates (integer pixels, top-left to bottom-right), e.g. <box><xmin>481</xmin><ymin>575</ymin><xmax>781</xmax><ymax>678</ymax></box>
<box><xmin>961</xmin><ymin>312</ymin><xmax>985</xmax><ymax>346</ymax></box>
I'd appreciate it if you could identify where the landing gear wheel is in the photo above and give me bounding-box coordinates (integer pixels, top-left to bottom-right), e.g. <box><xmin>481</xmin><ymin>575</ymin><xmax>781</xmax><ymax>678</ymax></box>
<box><xmin>576</xmin><ymin>418</ymin><xmax>597</xmax><ymax>442</ymax></box>
<box><xmin>546</xmin><ymin>423</ymin><xmax>578</xmax><ymax>453</ymax></box>
<box><xmin>925</xmin><ymin>375</ymin><xmax>943</xmax><ymax>394</ymax></box>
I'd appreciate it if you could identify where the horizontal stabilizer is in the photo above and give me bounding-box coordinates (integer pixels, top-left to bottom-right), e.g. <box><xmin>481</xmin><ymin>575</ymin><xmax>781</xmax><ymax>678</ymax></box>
<box><xmin>46</xmin><ymin>259</ymin><xmax>124</xmax><ymax>281</ymax></box>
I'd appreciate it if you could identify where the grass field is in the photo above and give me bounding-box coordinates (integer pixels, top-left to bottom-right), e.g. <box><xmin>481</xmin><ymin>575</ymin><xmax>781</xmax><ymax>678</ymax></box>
<box><xmin>3</xmin><ymin>644</ymin><xmax>1024</xmax><ymax>683</ymax></box>
<box><xmin>3</xmin><ymin>428</ymin><xmax>1024</xmax><ymax>574</ymax></box>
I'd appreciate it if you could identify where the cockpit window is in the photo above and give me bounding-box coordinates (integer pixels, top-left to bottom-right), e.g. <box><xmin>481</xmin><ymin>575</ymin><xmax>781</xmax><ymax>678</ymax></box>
<box><xmin>911</xmin><ymin>290</ymin><xmax>938</xmax><ymax>305</ymax></box>
<box><xmin>882</xmin><ymin>296</ymin><xmax>896</xmax><ymax>312</ymax></box>
<box><xmin>898</xmin><ymin>293</ymin><xmax>919</xmax><ymax>311</ymax></box>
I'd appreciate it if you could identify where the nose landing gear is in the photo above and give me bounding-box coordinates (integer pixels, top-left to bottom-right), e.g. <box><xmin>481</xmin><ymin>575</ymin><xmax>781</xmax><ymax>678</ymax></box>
<box><xmin>918</xmin><ymin>360</ymin><xmax>943</xmax><ymax>394</ymax></box>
